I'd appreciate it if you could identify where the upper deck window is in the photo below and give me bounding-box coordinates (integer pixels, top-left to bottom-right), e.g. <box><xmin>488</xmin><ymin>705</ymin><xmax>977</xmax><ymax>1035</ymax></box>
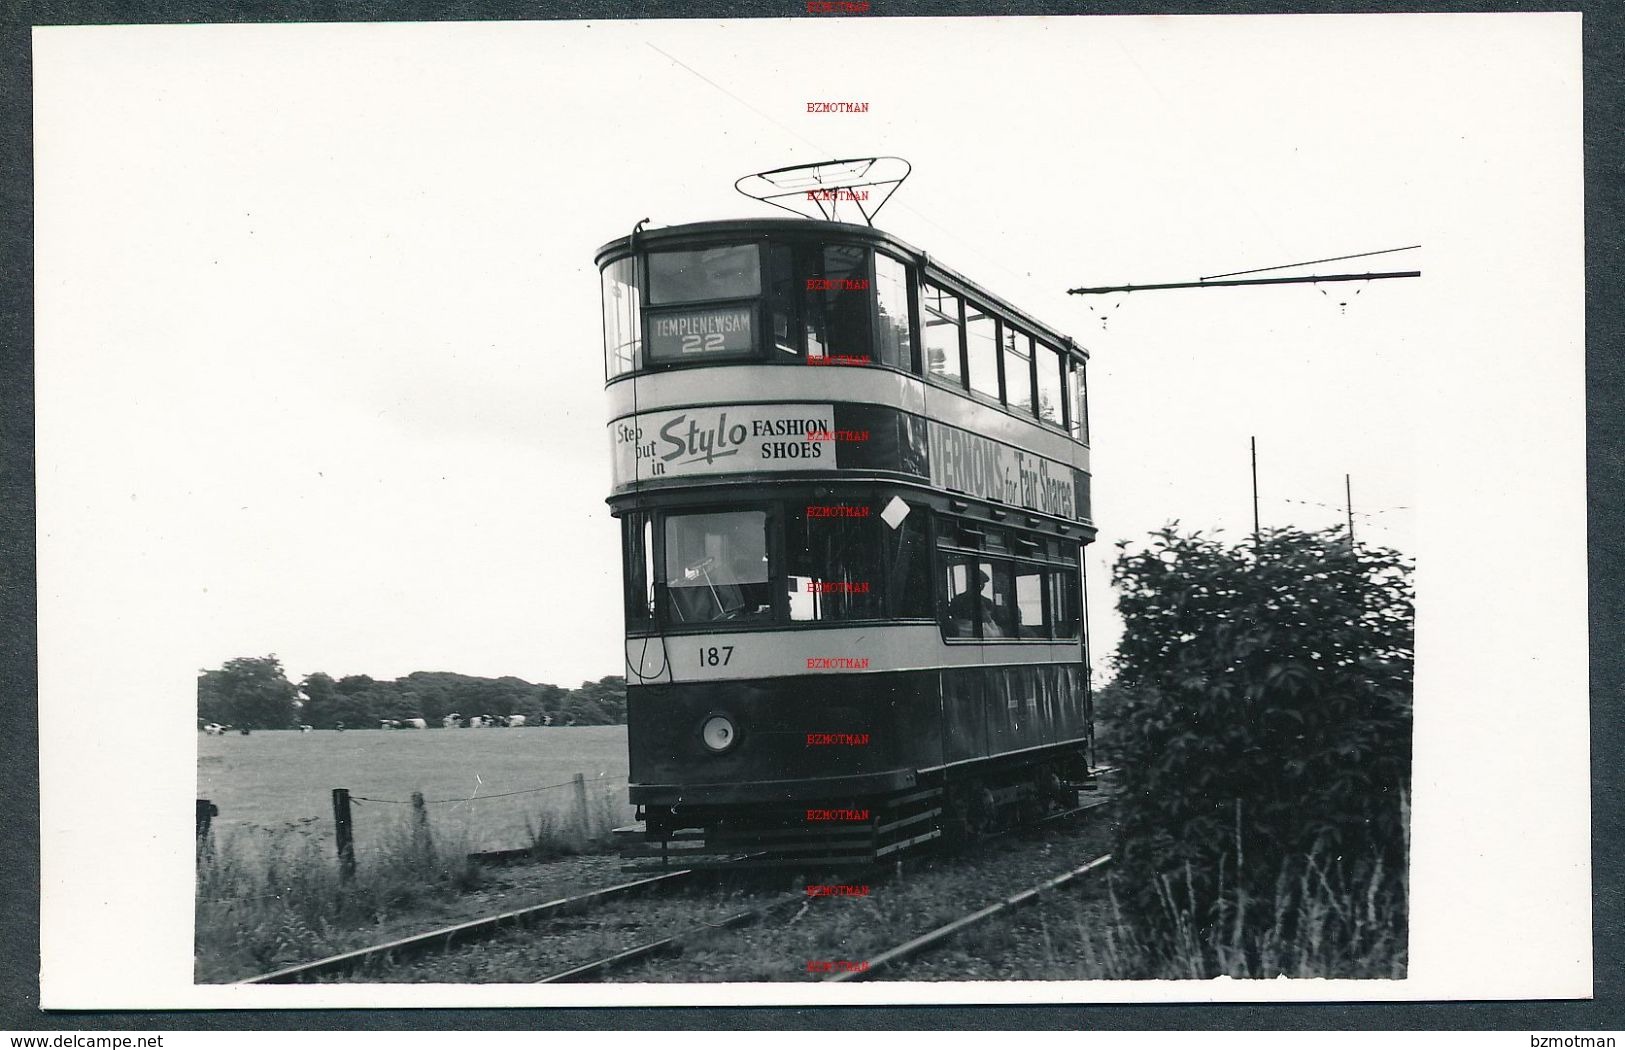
<box><xmin>1036</xmin><ymin>341</ymin><xmax>1065</xmax><ymax>427</ymax></box>
<box><xmin>768</xmin><ymin>243</ymin><xmax>799</xmax><ymax>356</ymax></box>
<box><xmin>873</xmin><ymin>252</ymin><xmax>912</xmax><ymax>370</ymax></box>
<box><xmin>600</xmin><ymin>231</ymin><xmax>1081</xmax><ymax>430</ymax></box>
<box><xmin>1069</xmin><ymin>360</ymin><xmax>1089</xmax><ymax>443</ymax></box>
<box><xmin>922</xmin><ymin>283</ymin><xmax>963</xmax><ymax>386</ymax></box>
<box><xmin>648</xmin><ymin>244</ymin><xmax>761</xmax><ymax>303</ymax></box>
<box><xmin>965</xmin><ymin>302</ymin><xmax>1000</xmax><ymax>400</ymax></box>
<box><xmin>804</xmin><ymin>244</ymin><xmax>873</xmax><ymax>364</ymax></box>
<box><xmin>1002</xmin><ymin>326</ymin><xmax>1034</xmax><ymax>416</ymax></box>
<box><xmin>645</xmin><ymin>244</ymin><xmax>761</xmax><ymax>365</ymax></box>
<box><xmin>601</xmin><ymin>257</ymin><xmax>641</xmax><ymax>380</ymax></box>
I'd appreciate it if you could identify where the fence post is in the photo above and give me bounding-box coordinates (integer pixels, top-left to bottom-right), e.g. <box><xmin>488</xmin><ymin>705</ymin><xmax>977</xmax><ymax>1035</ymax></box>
<box><xmin>573</xmin><ymin>773</ymin><xmax>590</xmax><ymax>839</ymax></box>
<box><xmin>332</xmin><ymin>787</ymin><xmax>356</xmax><ymax>882</ymax></box>
<box><xmin>411</xmin><ymin>790</ymin><xmax>434</xmax><ymax>864</ymax></box>
<box><xmin>195</xmin><ymin>799</ymin><xmax>217</xmax><ymax>856</ymax></box>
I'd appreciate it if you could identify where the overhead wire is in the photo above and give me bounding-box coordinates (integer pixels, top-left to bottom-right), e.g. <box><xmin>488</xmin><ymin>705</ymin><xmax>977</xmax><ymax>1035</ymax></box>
<box><xmin>638</xmin><ymin>41</ymin><xmax>1418</xmax><ymax>555</ymax></box>
<box><xmin>1276</xmin><ymin>496</ymin><xmax>1412</xmax><ymax>518</ymax></box>
<box><xmin>645</xmin><ymin>43</ymin><xmax>826</xmax><ymax>155</ymax></box>
<box><xmin>1110</xmin><ymin>37</ymin><xmax>1295</xmax><ymax>276</ymax></box>
<box><xmin>641</xmin><ymin>41</ymin><xmax>1065</xmax><ymax>315</ymax></box>
<box><xmin>1203</xmin><ymin>245</ymin><xmax>1421</xmax><ymax>282</ymax></box>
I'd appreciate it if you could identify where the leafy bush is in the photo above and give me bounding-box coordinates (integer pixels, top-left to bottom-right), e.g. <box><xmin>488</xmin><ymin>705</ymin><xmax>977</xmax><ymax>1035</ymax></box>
<box><xmin>1108</xmin><ymin>525</ymin><xmax>1412</xmax><ymax>976</ymax></box>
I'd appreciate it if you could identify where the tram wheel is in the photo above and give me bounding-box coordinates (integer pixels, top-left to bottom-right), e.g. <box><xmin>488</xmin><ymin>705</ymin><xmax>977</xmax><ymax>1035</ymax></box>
<box><xmin>1038</xmin><ymin>764</ymin><xmax>1077</xmax><ymax>809</ymax></box>
<box><xmin>944</xmin><ymin>780</ymin><xmax>997</xmax><ymax>844</ymax></box>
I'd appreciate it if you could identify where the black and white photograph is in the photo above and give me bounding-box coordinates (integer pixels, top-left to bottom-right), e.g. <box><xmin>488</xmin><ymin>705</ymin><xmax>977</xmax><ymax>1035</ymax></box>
<box><xmin>30</xmin><ymin>11</ymin><xmax>1589</xmax><ymax>1009</ymax></box>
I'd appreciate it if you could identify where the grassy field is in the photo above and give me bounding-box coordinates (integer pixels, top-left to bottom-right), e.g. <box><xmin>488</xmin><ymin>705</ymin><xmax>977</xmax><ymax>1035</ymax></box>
<box><xmin>197</xmin><ymin>725</ymin><xmax>632</xmax><ymax>856</ymax></box>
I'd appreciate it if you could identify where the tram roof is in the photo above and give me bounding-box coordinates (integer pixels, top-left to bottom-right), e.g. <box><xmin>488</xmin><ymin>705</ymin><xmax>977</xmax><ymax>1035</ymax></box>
<box><xmin>594</xmin><ymin>217</ymin><xmax>1085</xmax><ymax>360</ymax></box>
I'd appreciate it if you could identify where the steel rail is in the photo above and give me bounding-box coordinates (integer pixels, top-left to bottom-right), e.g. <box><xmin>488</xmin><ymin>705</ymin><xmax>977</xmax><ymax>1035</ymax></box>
<box><xmin>1041</xmin><ymin>796</ymin><xmax>1114</xmax><ymax>823</ymax></box>
<box><xmin>243</xmin><ymin>778</ymin><xmax>1122</xmax><ymax>985</ymax></box>
<box><xmin>535</xmin><ymin>896</ymin><xmax>803</xmax><ymax>983</ymax></box>
<box><xmin>825</xmin><ymin>853</ymin><xmax>1114</xmax><ymax>982</ymax></box>
<box><xmin>539</xmin><ymin>796</ymin><xmax>1119</xmax><ymax>984</ymax></box>
<box><xmin>237</xmin><ymin>868</ymin><xmax>696</xmax><ymax>985</ymax></box>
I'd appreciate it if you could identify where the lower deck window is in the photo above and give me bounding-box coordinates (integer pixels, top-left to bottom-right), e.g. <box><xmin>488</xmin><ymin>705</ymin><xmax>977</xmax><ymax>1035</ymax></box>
<box><xmin>1050</xmin><ymin>569</ymin><xmax>1081</xmax><ymax>639</ymax></box>
<box><xmin>1014</xmin><ymin>564</ymin><xmax>1046</xmax><ymax>638</ymax></box>
<box><xmin>941</xmin><ymin>557</ymin><xmax>984</xmax><ymax>639</ymax></box>
<box><xmin>663</xmin><ymin>511</ymin><xmax>773</xmax><ymax>625</ymax></box>
<box><xmin>785</xmin><ymin>506</ymin><xmax>882</xmax><ymax>622</ymax></box>
<box><xmin>624</xmin><ymin>513</ymin><xmax>655</xmax><ymax>625</ymax></box>
<box><xmin>624</xmin><ymin>502</ymin><xmax>1078</xmax><ymax>637</ymax></box>
<box><xmin>882</xmin><ymin>502</ymin><xmax>932</xmax><ymax>618</ymax></box>
<box><xmin>937</xmin><ymin>518</ymin><xmax>1085</xmax><ymax>642</ymax></box>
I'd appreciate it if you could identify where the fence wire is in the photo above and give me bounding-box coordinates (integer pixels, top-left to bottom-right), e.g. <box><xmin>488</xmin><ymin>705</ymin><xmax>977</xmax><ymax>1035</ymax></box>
<box><xmin>350</xmin><ymin>774</ymin><xmax>628</xmax><ymax>807</ymax></box>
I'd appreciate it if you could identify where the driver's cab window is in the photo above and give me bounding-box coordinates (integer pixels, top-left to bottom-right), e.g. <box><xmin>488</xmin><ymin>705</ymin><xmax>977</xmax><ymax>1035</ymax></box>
<box><xmin>662</xmin><ymin>511</ymin><xmax>773</xmax><ymax>625</ymax></box>
<box><xmin>784</xmin><ymin>505</ymin><xmax>881</xmax><ymax>622</ymax></box>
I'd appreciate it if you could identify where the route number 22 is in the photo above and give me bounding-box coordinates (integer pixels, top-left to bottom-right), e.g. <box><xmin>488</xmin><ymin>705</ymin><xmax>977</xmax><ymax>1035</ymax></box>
<box><xmin>682</xmin><ymin>333</ymin><xmax>725</xmax><ymax>354</ymax></box>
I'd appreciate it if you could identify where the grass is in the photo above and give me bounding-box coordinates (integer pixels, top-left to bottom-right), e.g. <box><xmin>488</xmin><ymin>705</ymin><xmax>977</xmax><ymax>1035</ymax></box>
<box><xmin>860</xmin><ymin>845</ymin><xmax>1408</xmax><ymax>982</ymax></box>
<box><xmin>198</xmin><ymin>725</ymin><xmax>1408</xmax><ymax>983</ymax></box>
<box><xmin>1067</xmin><ymin>849</ymin><xmax>1408</xmax><ymax>979</ymax></box>
<box><xmin>197</xmin><ymin>725</ymin><xmax>634</xmax><ymax>855</ymax></box>
<box><xmin>194</xmin><ymin>774</ymin><xmax>631</xmax><ymax>982</ymax></box>
<box><xmin>519</xmin><ymin>786</ymin><xmax>627</xmax><ymax>860</ymax></box>
<box><xmin>195</xmin><ymin>812</ymin><xmax>482</xmax><ymax>981</ymax></box>
<box><xmin>874</xmin><ymin>848</ymin><xmax>1404</xmax><ymax>982</ymax></box>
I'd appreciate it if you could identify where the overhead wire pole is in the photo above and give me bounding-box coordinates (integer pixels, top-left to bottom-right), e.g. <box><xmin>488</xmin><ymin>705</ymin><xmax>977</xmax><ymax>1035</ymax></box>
<box><xmin>1070</xmin><ymin>244</ymin><xmax>1421</xmax><ymax>296</ymax></box>
<box><xmin>1251</xmin><ymin>437</ymin><xmax>1260</xmax><ymax>552</ymax></box>
<box><xmin>1346</xmin><ymin>474</ymin><xmax>1356</xmax><ymax>547</ymax></box>
<box><xmin>1068</xmin><ymin>270</ymin><xmax>1420</xmax><ymax>295</ymax></box>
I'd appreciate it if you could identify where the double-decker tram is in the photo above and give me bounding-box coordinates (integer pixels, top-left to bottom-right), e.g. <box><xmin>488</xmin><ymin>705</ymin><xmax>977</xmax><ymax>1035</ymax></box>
<box><xmin>599</xmin><ymin>175</ymin><xmax>1097</xmax><ymax>869</ymax></box>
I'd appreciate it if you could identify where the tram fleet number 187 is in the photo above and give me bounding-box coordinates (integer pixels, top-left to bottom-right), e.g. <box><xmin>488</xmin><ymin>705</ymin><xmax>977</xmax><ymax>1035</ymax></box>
<box><xmin>599</xmin><ymin>215</ymin><xmax>1098</xmax><ymax>869</ymax></box>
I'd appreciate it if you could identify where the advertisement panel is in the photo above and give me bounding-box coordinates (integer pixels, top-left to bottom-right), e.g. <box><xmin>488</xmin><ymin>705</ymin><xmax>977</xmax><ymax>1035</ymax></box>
<box><xmin>925</xmin><ymin>420</ymin><xmax>1078</xmax><ymax>519</ymax></box>
<box><xmin>611</xmin><ymin>403</ymin><xmax>1081</xmax><ymax>523</ymax></box>
<box><xmin>610</xmin><ymin>403</ymin><xmax>836</xmax><ymax>487</ymax></box>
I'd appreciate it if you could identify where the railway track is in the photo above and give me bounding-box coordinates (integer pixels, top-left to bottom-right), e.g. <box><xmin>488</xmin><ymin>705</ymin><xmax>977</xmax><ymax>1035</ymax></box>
<box><xmin>239</xmin><ymin>782</ymin><xmax>1120</xmax><ymax>985</ymax></box>
<box><xmin>238</xmin><ymin>868</ymin><xmax>697</xmax><ymax>984</ymax></box>
<box><xmin>531</xmin><ymin>795</ymin><xmax>1118</xmax><ymax>984</ymax></box>
<box><xmin>534</xmin><ymin>891</ymin><xmax>809</xmax><ymax>983</ymax></box>
<box><xmin>823</xmin><ymin>852</ymin><xmax>1114</xmax><ymax>982</ymax></box>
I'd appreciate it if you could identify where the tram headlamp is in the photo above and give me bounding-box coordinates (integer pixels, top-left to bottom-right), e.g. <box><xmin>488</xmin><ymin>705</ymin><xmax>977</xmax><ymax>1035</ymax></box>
<box><xmin>701</xmin><ymin>714</ymin><xmax>738</xmax><ymax>753</ymax></box>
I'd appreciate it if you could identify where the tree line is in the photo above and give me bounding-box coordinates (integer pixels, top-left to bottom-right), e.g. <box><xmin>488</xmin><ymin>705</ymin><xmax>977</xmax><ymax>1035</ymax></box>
<box><xmin>197</xmin><ymin>656</ymin><xmax>628</xmax><ymax>730</ymax></box>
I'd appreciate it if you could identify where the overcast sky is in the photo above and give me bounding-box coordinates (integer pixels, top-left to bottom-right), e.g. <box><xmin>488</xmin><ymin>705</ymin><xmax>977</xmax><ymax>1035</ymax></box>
<box><xmin>35</xmin><ymin>15</ymin><xmax>1563</xmax><ymax>688</ymax></box>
